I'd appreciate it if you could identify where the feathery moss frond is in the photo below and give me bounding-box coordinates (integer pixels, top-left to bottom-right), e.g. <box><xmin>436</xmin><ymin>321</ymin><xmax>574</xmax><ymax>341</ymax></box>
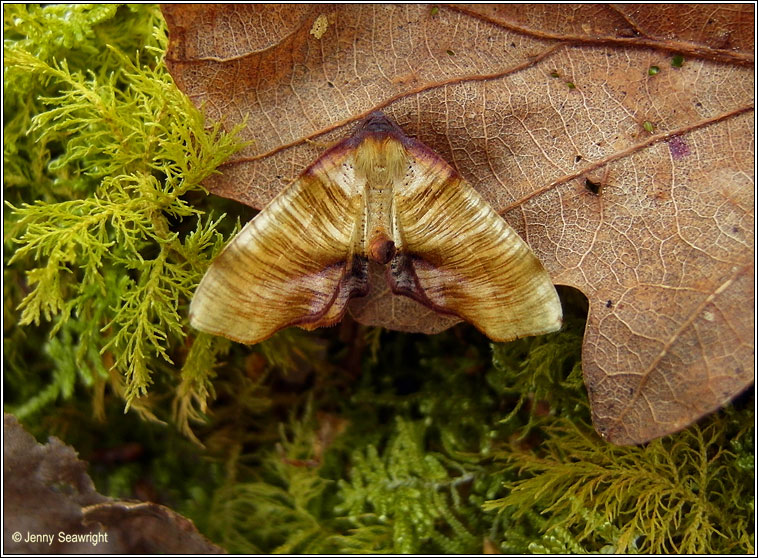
<box><xmin>484</xmin><ymin>410</ymin><xmax>754</xmax><ymax>554</ymax></box>
<box><xmin>5</xmin><ymin>4</ymin><xmax>247</xmax><ymax>415</ymax></box>
<box><xmin>336</xmin><ymin>417</ymin><xmax>480</xmax><ymax>554</ymax></box>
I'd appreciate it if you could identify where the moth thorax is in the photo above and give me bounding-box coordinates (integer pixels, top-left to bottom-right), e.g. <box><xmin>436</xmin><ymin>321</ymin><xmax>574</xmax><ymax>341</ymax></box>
<box><xmin>354</xmin><ymin>136</ymin><xmax>407</xmax><ymax>187</ymax></box>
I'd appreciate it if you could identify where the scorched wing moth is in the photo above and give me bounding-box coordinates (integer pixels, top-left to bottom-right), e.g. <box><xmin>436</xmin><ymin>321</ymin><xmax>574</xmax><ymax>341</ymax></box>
<box><xmin>190</xmin><ymin>112</ymin><xmax>562</xmax><ymax>344</ymax></box>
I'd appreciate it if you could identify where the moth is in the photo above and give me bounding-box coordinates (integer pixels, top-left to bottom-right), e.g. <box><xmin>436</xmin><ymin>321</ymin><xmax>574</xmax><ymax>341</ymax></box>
<box><xmin>190</xmin><ymin>112</ymin><xmax>562</xmax><ymax>344</ymax></box>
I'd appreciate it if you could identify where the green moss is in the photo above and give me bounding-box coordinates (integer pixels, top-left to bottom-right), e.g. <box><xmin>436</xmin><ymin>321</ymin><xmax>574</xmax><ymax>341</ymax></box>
<box><xmin>5</xmin><ymin>4</ymin><xmax>246</xmax><ymax>415</ymax></box>
<box><xmin>485</xmin><ymin>408</ymin><xmax>754</xmax><ymax>554</ymax></box>
<box><xmin>4</xmin><ymin>5</ymin><xmax>753</xmax><ymax>555</ymax></box>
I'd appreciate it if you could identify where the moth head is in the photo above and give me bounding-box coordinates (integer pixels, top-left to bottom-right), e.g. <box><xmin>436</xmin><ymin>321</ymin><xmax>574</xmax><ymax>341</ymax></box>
<box><xmin>359</xmin><ymin>111</ymin><xmax>404</xmax><ymax>135</ymax></box>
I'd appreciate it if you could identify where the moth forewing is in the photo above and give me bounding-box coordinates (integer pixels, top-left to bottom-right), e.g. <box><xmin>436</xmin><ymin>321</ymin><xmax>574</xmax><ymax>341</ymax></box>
<box><xmin>389</xmin><ymin>154</ymin><xmax>562</xmax><ymax>342</ymax></box>
<box><xmin>189</xmin><ymin>150</ymin><xmax>365</xmax><ymax>344</ymax></box>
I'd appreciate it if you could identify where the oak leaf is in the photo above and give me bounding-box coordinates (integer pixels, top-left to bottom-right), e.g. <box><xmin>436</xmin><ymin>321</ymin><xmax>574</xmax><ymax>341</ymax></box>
<box><xmin>162</xmin><ymin>4</ymin><xmax>754</xmax><ymax>444</ymax></box>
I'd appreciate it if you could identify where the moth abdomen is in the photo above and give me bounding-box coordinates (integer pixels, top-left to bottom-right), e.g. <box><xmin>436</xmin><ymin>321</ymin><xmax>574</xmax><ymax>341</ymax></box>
<box><xmin>368</xmin><ymin>232</ymin><xmax>396</xmax><ymax>264</ymax></box>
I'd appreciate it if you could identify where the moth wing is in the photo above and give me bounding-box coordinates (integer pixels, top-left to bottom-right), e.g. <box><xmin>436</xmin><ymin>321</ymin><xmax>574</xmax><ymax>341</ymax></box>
<box><xmin>390</xmin><ymin>163</ymin><xmax>562</xmax><ymax>342</ymax></box>
<box><xmin>190</xmin><ymin>155</ymin><xmax>367</xmax><ymax>344</ymax></box>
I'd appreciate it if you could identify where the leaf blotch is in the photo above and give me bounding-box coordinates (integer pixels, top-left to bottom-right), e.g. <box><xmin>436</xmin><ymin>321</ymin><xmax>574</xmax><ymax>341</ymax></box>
<box><xmin>667</xmin><ymin>136</ymin><xmax>691</xmax><ymax>160</ymax></box>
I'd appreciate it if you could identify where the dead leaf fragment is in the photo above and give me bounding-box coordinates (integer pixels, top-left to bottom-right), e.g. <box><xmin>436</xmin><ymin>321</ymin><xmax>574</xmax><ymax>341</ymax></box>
<box><xmin>3</xmin><ymin>414</ymin><xmax>223</xmax><ymax>554</ymax></box>
<box><xmin>163</xmin><ymin>4</ymin><xmax>753</xmax><ymax>444</ymax></box>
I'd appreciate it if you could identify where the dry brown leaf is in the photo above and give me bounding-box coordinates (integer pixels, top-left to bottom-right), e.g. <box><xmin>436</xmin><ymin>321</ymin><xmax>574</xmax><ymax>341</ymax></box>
<box><xmin>3</xmin><ymin>414</ymin><xmax>223</xmax><ymax>554</ymax></box>
<box><xmin>162</xmin><ymin>4</ymin><xmax>754</xmax><ymax>444</ymax></box>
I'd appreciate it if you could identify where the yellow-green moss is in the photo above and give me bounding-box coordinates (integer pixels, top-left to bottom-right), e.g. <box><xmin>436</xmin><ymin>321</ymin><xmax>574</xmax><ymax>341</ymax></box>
<box><xmin>5</xmin><ymin>4</ymin><xmax>246</xmax><ymax>415</ymax></box>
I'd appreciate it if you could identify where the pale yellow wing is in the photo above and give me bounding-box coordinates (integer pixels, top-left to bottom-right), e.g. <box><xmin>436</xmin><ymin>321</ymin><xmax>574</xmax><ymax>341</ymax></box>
<box><xmin>189</xmin><ymin>151</ymin><xmax>367</xmax><ymax>344</ymax></box>
<box><xmin>390</xmin><ymin>153</ymin><xmax>562</xmax><ymax>342</ymax></box>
